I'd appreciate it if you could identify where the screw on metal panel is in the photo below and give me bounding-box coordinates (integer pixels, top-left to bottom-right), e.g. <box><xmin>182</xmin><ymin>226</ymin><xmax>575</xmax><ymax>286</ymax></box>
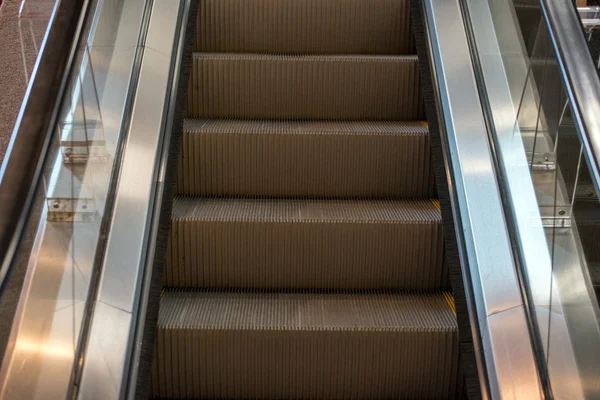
<box><xmin>558</xmin><ymin>209</ymin><xmax>566</xmax><ymax>216</ymax></box>
<box><xmin>52</xmin><ymin>200</ymin><xmax>60</xmax><ymax>209</ymax></box>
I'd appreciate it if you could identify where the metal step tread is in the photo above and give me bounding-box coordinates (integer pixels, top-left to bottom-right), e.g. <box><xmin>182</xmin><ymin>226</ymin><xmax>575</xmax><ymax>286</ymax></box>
<box><xmin>177</xmin><ymin>119</ymin><xmax>434</xmax><ymax>198</ymax></box>
<box><xmin>150</xmin><ymin>290</ymin><xmax>459</xmax><ymax>399</ymax></box>
<box><xmin>166</xmin><ymin>197</ymin><xmax>445</xmax><ymax>290</ymax></box>
<box><xmin>183</xmin><ymin>118</ymin><xmax>429</xmax><ymax>136</ymax></box>
<box><xmin>172</xmin><ymin>196</ymin><xmax>441</xmax><ymax>223</ymax></box>
<box><xmin>196</xmin><ymin>0</ymin><xmax>413</xmax><ymax>54</ymax></box>
<box><xmin>192</xmin><ymin>52</ymin><xmax>418</xmax><ymax>62</ymax></box>
<box><xmin>157</xmin><ymin>289</ymin><xmax>457</xmax><ymax>331</ymax></box>
<box><xmin>188</xmin><ymin>53</ymin><xmax>423</xmax><ymax>120</ymax></box>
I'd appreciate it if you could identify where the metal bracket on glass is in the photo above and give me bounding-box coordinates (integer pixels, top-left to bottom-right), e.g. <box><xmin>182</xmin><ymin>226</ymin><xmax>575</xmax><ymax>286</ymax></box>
<box><xmin>61</xmin><ymin>141</ymin><xmax>108</xmax><ymax>164</ymax></box>
<box><xmin>60</xmin><ymin>121</ymin><xmax>108</xmax><ymax>164</ymax></box>
<box><xmin>539</xmin><ymin>205</ymin><xmax>572</xmax><ymax>228</ymax></box>
<box><xmin>46</xmin><ymin>162</ymin><xmax>96</xmax><ymax>222</ymax></box>
<box><xmin>578</xmin><ymin>6</ymin><xmax>600</xmax><ymax>28</ymax></box>
<box><xmin>527</xmin><ymin>151</ymin><xmax>556</xmax><ymax>171</ymax></box>
<box><xmin>47</xmin><ymin>197</ymin><xmax>96</xmax><ymax>222</ymax></box>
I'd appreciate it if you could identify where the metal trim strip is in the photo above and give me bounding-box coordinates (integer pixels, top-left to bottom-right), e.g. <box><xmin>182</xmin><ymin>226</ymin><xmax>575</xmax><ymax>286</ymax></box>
<box><xmin>76</xmin><ymin>0</ymin><xmax>188</xmax><ymax>398</ymax></box>
<box><xmin>421</xmin><ymin>0</ymin><xmax>543</xmax><ymax>397</ymax></box>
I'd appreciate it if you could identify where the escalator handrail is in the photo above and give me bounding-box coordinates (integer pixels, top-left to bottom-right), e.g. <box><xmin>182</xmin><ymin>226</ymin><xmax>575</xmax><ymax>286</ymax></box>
<box><xmin>0</xmin><ymin>0</ymin><xmax>88</xmax><ymax>290</ymax></box>
<box><xmin>540</xmin><ymin>0</ymin><xmax>600</xmax><ymax>194</ymax></box>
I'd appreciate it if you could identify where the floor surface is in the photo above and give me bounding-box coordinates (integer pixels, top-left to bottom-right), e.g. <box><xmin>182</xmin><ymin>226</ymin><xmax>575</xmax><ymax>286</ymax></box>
<box><xmin>0</xmin><ymin>0</ymin><xmax>50</xmax><ymax>164</ymax></box>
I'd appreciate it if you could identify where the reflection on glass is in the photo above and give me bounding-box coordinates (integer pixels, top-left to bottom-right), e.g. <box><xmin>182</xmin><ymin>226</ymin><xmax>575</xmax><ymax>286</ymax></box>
<box><xmin>18</xmin><ymin>16</ymin><xmax>50</xmax><ymax>86</ymax></box>
<box><xmin>0</xmin><ymin>0</ymin><xmax>147</xmax><ymax>398</ymax></box>
<box><xmin>463</xmin><ymin>0</ymin><xmax>600</xmax><ymax>398</ymax></box>
<box><xmin>579</xmin><ymin>6</ymin><xmax>600</xmax><ymax>72</ymax></box>
<box><xmin>19</xmin><ymin>0</ymin><xmax>55</xmax><ymax>19</ymax></box>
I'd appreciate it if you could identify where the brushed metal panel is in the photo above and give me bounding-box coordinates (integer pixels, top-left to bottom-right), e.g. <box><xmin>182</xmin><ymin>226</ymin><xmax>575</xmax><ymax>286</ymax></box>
<box><xmin>95</xmin><ymin>48</ymin><xmax>170</xmax><ymax>314</ymax></box>
<box><xmin>424</xmin><ymin>0</ymin><xmax>542</xmax><ymax>395</ymax></box>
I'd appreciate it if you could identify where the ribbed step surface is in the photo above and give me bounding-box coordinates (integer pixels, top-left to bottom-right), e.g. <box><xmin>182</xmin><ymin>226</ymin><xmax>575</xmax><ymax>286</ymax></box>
<box><xmin>150</xmin><ymin>290</ymin><xmax>459</xmax><ymax>399</ymax></box>
<box><xmin>177</xmin><ymin>119</ymin><xmax>434</xmax><ymax>197</ymax></box>
<box><xmin>151</xmin><ymin>0</ymin><xmax>458</xmax><ymax>395</ymax></box>
<box><xmin>187</xmin><ymin>54</ymin><xmax>424</xmax><ymax>120</ymax></box>
<box><xmin>166</xmin><ymin>197</ymin><xmax>445</xmax><ymax>289</ymax></box>
<box><xmin>196</xmin><ymin>0</ymin><xmax>413</xmax><ymax>54</ymax></box>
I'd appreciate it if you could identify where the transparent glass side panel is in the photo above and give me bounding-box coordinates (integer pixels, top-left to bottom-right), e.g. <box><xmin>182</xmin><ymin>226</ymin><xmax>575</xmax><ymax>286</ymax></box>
<box><xmin>0</xmin><ymin>0</ymin><xmax>147</xmax><ymax>397</ymax></box>
<box><xmin>463</xmin><ymin>0</ymin><xmax>600</xmax><ymax>398</ymax></box>
<box><xmin>0</xmin><ymin>0</ymin><xmax>55</xmax><ymax>162</ymax></box>
<box><xmin>19</xmin><ymin>0</ymin><xmax>55</xmax><ymax>19</ymax></box>
<box><xmin>17</xmin><ymin>9</ymin><xmax>53</xmax><ymax>86</ymax></box>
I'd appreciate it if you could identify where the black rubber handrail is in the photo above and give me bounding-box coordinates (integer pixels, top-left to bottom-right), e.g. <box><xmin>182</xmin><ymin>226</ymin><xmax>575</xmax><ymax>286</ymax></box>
<box><xmin>0</xmin><ymin>0</ymin><xmax>88</xmax><ymax>289</ymax></box>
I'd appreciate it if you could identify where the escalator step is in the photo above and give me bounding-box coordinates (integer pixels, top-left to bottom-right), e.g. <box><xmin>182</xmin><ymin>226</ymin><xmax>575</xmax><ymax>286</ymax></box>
<box><xmin>196</xmin><ymin>0</ymin><xmax>413</xmax><ymax>54</ymax></box>
<box><xmin>187</xmin><ymin>54</ymin><xmax>424</xmax><ymax>120</ymax></box>
<box><xmin>150</xmin><ymin>290</ymin><xmax>458</xmax><ymax>399</ymax></box>
<box><xmin>166</xmin><ymin>197</ymin><xmax>445</xmax><ymax>289</ymax></box>
<box><xmin>177</xmin><ymin>119</ymin><xmax>434</xmax><ymax>198</ymax></box>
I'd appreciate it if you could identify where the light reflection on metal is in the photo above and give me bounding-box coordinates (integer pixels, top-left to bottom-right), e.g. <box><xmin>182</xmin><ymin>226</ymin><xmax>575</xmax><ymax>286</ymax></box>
<box><xmin>77</xmin><ymin>1</ymin><xmax>190</xmax><ymax>397</ymax></box>
<box><xmin>423</xmin><ymin>0</ymin><xmax>543</xmax><ymax>397</ymax></box>
<box><xmin>15</xmin><ymin>339</ymin><xmax>74</xmax><ymax>359</ymax></box>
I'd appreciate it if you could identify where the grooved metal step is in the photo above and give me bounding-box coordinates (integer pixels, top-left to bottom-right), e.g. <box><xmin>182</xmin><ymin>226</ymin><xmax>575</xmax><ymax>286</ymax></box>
<box><xmin>166</xmin><ymin>197</ymin><xmax>445</xmax><ymax>289</ymax></box>
<box><xmin>177</xmin><ymin>119</ymin><xmax>434</xmax><ymax>198</ymax></box>
<box><xmin>149</xmin><ymin>0</ymin><xmax>459</xmax><ymax>396</ymax></box>
<box><xmin>187</xmin><ymin>54</ymin><xmax>424</xmax><ymax>120</ymax></box>
<box><xmin>150</xmin><ymin>290</ymin><xmax>459</xmax><ymax>399</ymax></box>
<box><xmin>195</xmin><ymin>0</ymin><xmax>414</xmax><ymax>54</ymax></box>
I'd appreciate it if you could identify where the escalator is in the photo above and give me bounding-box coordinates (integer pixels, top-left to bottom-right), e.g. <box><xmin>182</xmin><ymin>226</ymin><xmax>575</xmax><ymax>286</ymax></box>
<box><xmin>148</xmin><ymin>1</ymin><xmax>460</xmax><ymax>398</ymax></box>
<box><xmin>2</xmin><ymin>0</ymin><xmax>600</xmax><ymax>399</ymax></box>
